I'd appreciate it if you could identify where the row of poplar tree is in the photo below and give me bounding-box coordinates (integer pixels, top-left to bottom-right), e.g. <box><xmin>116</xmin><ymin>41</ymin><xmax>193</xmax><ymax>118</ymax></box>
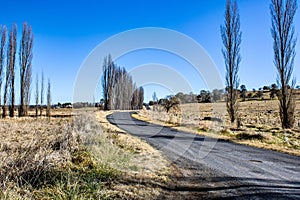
<box><xmin>0</xmin><ymin>22</ymin><xmax>51</xmax><ymax>118</ymax></box>
<box><xmin>221</xmin><ymin>0</ymin><xmax>297</xmax><ymax>129</ymax></box>
<box><xmin>102</xmin><ymin>54</ymin><xmax>144</xmax><ymax>110</ymax></box>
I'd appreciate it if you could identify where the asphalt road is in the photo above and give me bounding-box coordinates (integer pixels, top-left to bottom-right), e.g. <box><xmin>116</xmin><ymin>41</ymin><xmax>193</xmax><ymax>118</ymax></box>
<box><xmin>107</xmin><ymin>112</ymin><xmax>300</xmax><ymax>199</ymax></box>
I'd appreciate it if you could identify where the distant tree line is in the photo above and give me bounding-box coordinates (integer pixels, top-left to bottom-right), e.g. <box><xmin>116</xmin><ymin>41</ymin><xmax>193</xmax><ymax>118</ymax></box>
<box><xmin>148</xmin><ymin>82</ymin><xmax>299</xmax><ymax>107</ymax></box>
<box><xmin>0</xmin><ymin>22</ymin><xmax>51</xmax><ymax>118</ymax></box>
<box><xmin>102</xmin><ymin>54</ymin><xmax>144</xmax><ymax>110</ymax></box>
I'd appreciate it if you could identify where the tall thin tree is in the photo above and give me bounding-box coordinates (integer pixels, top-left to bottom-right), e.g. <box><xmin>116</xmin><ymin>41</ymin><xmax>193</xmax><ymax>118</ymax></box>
<box><xmin>40</xmin><ymin>71</ymin><xmax>44</xmax><ymax>116</ymax></box>
<box><xmin>102</xmin><ymin>54</ymin><xmax>115</xmax><ymax>110</ymax></box>
<box><xmin>3</xmin><ymin>36</ymin><xmax>10</xmax><ymax>118</ymax></box>
<box><xmin>138</xmin><ymin>86</ymin><xmax>144</xmax><ymax>109</ymax></box>
<box><xmin>24</xmin><ymin>65</ymin><xmax>32</xmax><ymax>115</ymax></box>
<box><xmin>221</xmin><ymin>0</ymin><xmax>242</xmax><ymax>123</ymax></box>
<box><xmin>46</xmin><ymin>79</ymin><xmax>51</xmax><ymax>118</ymax></box>
<box><xmin>127</xmin><ymin>75</ymin><xmax>133</xmax><ymax>110</ymax></box>
<box><xmin>121</xmin><ymin>68</ymin><xmax>128</xmax><ymax>109</ymax></box>
<box><xmin>0</xmin><ymin>25</ymin><xmax>6</xmax><ymax>117</ymax></box>
<box><xmin>9</xmin><ymin>24</ymin><xmax>17</xmax><ymax>117</ymax></box>
<box><xmin>131</xmin><ymin>84</ymin><xmax>138</xmax><ymax>110</ymax></box>
<box><xmin>35</xmin><ymin>74</ymin><xmax>39</xmax><ymax>117</ymax></box>
<box><xmin>19</xmin><ymin>22</ymin><xmax>33</xmax><ymax>117</ymax></box>
<box><xmin>270</xmin><ymin>0</ymin><xmax>297</xmax><ymax>129</ymax></box>
<box><xmin>3</xmin><ymin>24</ymin><xmax>18</xmax><ymax>118</ymax></box>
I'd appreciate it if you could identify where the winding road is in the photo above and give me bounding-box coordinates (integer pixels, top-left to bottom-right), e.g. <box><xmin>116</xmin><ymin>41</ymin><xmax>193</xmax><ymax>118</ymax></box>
<box><xmin>107</xmin><ymin>112</ymin><xmax>300</xmax><ymax>199</ymax></box>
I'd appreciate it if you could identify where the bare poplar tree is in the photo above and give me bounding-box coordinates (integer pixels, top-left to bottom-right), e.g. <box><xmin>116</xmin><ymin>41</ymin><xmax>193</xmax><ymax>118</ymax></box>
<box><xmin>19</xmin><ymin>22</ymin><xmax>33</xmax><ymax>117</ymax></box>
<box><xmin>270</xmin><ymin>0</ymin><xmax>297</xmax><ymax>129</ymax></box>
<box><xmin>24</xmin><ymin>66</ymin><xmax>32</xmax><ymax>115</ymax></box>
<box><xmin>126</xmin><ymin>75</ymin><xmax>133</xmax><ymax>110</ymax></box>
<box><xmin>40</xmin><ymin>71</ymin><xmax>44</xmax><ymax>116</ymax></box>
<box><xmin>102</xmin><ymin>54</ymin><xmax>115</xmax><ymax>110</ymax></box>
<box><xmin>35</xmin><ymin>74</ymin><xmax>39</xmax><ymax>117</ymax></box>
<box><xmin>121</xmin><ymin>68</ymin><xmax>128</xmax><ymax>109</ymax></box>
<box><xmin>3</xmin><ymin>24</ymin><xmax>17</xmax><ymax>118</ymax></box>
<box><xmin>102</xmin><ymin>55</ymin><xmax>144</xmax><ymax>111</ymax></box>
<box><xmin>113</xmin><ymin>67</ymin><xmax>122</xmax><ymax>110</ymax></box>
<box><xmin>117</xmin><ymin>68</ymin><xmax>123</xmax><ymax>109</ymax></box>
<box><xmin>138</xmin><ymin>86</ymin><xmax>144</xmax><ymax>109</ymax></box>
<box><xmin>46</xmin><ymin>79</ymin><xmax>51</xmax><ymax>118</ymax></box>
<box><xmin>0</xmin><ymin>25</ymin><xmax>6</xmax><ymax>117</ymax></box>
<box><xmin>102</xmin><ymin>56</ymin><xmax>109</xmax><ymax>110</ymax></box>
<box><xmin>9</xmin><ymin>24</ymin><xmax>17</xmax><ymax>117</ymax></box>
<box><xmin>131</xmin><ymin>84</ymin><xmax>138</xmax><ymax>110</ymax></box>
<box><xmin>2</xmin><ymin>41</ymin><xmax>10</xmax><ymax>118</ymax></box>
<box><xmin>221</xmin><ymin>0</ymin><xmax>242</xmax><ymax>123</ymax></box>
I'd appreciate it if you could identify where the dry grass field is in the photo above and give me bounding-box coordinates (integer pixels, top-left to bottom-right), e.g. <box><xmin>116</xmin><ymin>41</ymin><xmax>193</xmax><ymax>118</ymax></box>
<box><xmin>1</xmin><ymin>101</ymin><xmax>299</xmax><ymax>198</ymax></box>
<box><xmin>0</xmin><ymin>109</ymin><xmax>171</xmax><ymax>199</ymax></box>
<box><xmin>136</xmin><ymin>99</ymin><xmax>300</xmax><ymax>156</ymax></box>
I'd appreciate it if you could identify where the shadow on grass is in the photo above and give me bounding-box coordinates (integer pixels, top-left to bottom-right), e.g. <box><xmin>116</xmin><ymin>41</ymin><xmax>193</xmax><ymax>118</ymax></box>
<box><xmin>235</xmin><ymin>133</ymin><xmax>265</xmax><ymax>140</ymax></box>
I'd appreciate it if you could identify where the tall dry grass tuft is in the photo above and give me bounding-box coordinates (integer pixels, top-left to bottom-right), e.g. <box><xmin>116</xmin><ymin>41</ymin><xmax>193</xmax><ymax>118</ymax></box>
<box><xmin>0</xmin><ymin>117</ymin><xmax>79</xmax><ymax>198</ymax></box>
<box><xmin>72</xmin><ymin>112</ymin><xmax>132</xmax><ymax>171</ymax></box>
<box><xmin>0</xmin><ymin>112</ymin><xmax>130</xmax><ymax>199</ymax></box>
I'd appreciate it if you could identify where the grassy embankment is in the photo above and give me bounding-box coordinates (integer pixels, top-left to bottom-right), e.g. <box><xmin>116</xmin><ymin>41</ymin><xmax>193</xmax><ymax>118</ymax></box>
<box><xmin>0</xmin><ymin>110</ymin><xmax>170</xmax><ymax>199</ymax></box>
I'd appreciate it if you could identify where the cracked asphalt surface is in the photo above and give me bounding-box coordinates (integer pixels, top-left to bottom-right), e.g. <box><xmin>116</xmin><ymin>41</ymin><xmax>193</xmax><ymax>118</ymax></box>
<box><xmin>107</xmin><ymin>112</ymin><xmax>300</xmax><ymax>199</ymax></box>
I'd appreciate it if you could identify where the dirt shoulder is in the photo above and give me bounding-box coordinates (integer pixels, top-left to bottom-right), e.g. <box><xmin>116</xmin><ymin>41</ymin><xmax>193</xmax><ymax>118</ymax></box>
<box><xmin>95</xmin><ymin>111</ymin><xmax>175</xmax><ymax>199</ymax></box>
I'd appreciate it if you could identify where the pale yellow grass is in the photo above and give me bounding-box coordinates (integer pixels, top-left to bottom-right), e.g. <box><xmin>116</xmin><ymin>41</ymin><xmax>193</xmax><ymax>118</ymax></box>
<box><xmin>0</xmin><ymin>117</ymin><xmax>78</xmax><ymax>199</ymax></box>
<box><xmin>0</xmin><ymin>110</ymin><xmax>172</xmax><ymax>199</ymax></box>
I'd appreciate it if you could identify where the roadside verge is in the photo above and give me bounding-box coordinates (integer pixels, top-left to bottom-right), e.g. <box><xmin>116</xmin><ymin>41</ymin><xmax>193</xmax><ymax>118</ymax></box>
<box><xmin>132</xmin><ymin>110</ymin><xmax>300</xmax><ymax>156</ymax></box>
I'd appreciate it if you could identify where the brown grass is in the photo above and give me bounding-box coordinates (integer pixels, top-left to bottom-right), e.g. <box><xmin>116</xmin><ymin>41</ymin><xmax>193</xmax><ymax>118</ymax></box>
<box><xmin>0</xmin><ymin>110</ymin><xmax>171</xmax><ymax>199</ymax></box>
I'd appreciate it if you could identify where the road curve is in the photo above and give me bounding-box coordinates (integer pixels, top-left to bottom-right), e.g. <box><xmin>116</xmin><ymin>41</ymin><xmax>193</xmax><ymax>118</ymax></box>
<box><xmin>107</xmin><ymin>112</ymin><xmax>300</xmax><ymax>199</ymax></box>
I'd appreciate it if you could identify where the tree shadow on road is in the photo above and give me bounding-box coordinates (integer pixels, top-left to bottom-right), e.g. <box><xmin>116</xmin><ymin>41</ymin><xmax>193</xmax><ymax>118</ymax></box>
<box><xmin>156</xmin><ymin>164</ymin><xmax>300</xmax><ymax>200</ymax></box>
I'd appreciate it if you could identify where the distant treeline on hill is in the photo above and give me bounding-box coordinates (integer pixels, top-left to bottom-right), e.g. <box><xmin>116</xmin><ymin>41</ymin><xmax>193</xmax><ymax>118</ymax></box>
<box><xmin>148</xmin><ymin>84</ymin><xmax>300</xmax><ymax>105</ymax></box>
<box><xmin>52</xmin><ymin>85</ymin><xmax>300</xmax><ymax>110</ymax></box>
<box><xmin>51</xmin><ymin>102</ymin><xmax>96</xmax><ymax>109</ymax></box>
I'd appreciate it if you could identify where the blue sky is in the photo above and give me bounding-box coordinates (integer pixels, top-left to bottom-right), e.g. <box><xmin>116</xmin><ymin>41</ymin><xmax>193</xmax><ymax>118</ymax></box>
<box><xmin>0</xmin><ymin>0</ymin><xmax>299</xmax><ymax>103</ymax></box>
